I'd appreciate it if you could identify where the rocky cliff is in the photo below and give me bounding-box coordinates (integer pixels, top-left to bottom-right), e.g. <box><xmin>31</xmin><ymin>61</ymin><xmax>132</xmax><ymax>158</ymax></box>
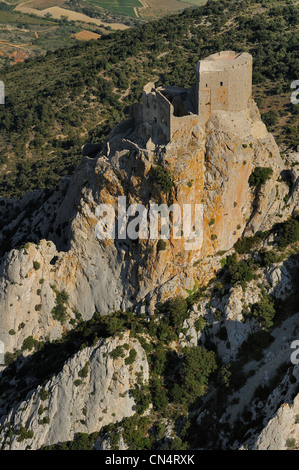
<box><xmin>0</xmin><ymin>93</ymin><xmax>298</xmax><ymax>451</ymax></box>
<box><xmin>0</xmin><ymin>332</ymin><xmax>149</xmax><ymax>450</ymax></box>
<box><xmin>0</xmin><ymin>97</ymin><xmax>296</xmax><ymax>357</ymax></box>
<box><xmin>252</xmin><ymin>390</ymin><xmax>299</xmax><ymax>450</ymax></box>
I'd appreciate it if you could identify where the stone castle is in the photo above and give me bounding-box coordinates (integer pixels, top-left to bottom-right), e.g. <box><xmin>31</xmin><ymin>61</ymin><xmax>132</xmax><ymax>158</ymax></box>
<box><xmin>139</xmin><ymin>51</ymin><xmax>252</xmax><ymax>145</ymax></box>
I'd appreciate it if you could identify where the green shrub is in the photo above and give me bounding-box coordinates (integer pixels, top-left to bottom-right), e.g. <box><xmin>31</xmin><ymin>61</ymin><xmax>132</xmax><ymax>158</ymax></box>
<box><xmin>194</xmin><ymin>317</ymin><xmax>206</xmax><ymax>332</ymax></box>
<box><xmin>157</xmin><ymin>239</ymin><xmax>167</xmax><ymax>252</ymax></box>
<box><xmin>4</xmin><ymin>351</ymin><xmax>18</xmax><ymax>366</ymax></box>
<box><xmin>78</xmin><ymin>362</ymin><xmax>89</xmax><ymax>378</ymax></box>
<box><xmin>217</xmin><ymin>365</ymin><xmax>232</xmax><ymax>388</ymax></box>
<box><xmin>33</xmin><ymin>261</ymin><xmax>41</xmax><ymax>270</ymax></box>
<box><xmin>156</xmin><ymin>296</ymin><xmax>188</xmax><ymax>339</ymax></box>
<box><xmin>110</xmin><ymin>345</ymin><xmax>125</xmax><ymax>360</ymax></box>
<box><xmin>262</xmin><ymin>110</ymin><xmax>279</xmax><ymax>128</ymax></box>
<box><xmin>278</xmin><ymin>218</ymin><xmax>299</xmax><ymax>248</ymax></box>
<box><xmin>74</xmin><ymin>379</ymin><xmax>83</xmax><ymax>387</ymax></box>
<box><xmin>129</xmin><ymin>385</ymin><xmax>151</xmax><ymax>415</ymax></box>
<box><xmin>22</xmin><ymin>336</ymin><xmax>35</xmax><ymax>351</ymax></box>
<box><xmin>121</xmin><ymin>415</ymin><xmax>151</xmax><ymax>450</ymax></box>
<box><xmin>154</xmin><ymin>166</ymin><xmax>173</xmax><ymax>194</ymax></box>
<box><xmin>286</xmin><ymin>438</ymin><xmax>296</xmax><ymax>449</ymax></box>
<box><xmin>150</xmin><ymin>374</ymin><xmax>169</xmax><ymax>412</ymax></box>
<box><xmin>125</xmin><ymin>348</ymin><xmax>137</xmax><ymax>365</ymax></box>
<box><xmin>234</xmin><ymin>235</ymin><xmax>261</xmax><ymax>254</ymax></box>
<box><xmin>39</xmin><ymin>416</ymin><xmax>50</xmax><ymax>425</ymax></box>
<box><xmin>245</xmin><ymin>291</ymin><xmax>276</xmax><ymax>330</ymax></box>
<box><xmin>261</xmin><ymin>250</ymin><xmax>282</xmax><ymax>266</ymax></box>
<box><xmin>225</xmin><ymin>253</ymin><xmax>255</xmax><ymax>290</ymax></box>
<box><xmin>16</xmin><ymin>426</ymin><xmax>34</xmax><ymax>442</ymax></box>
<box><xmin>51</xmin><ymin>290</ymin><xmax>69</xmax><ymax>324</ymax></box>
<box><xmin>249</xmin><ymin>167</ymin><xmax>273</xmax><ymax>188</ymax></box>
<box><xmin>177</xmin><ymin>346</ymin><xmax>217</xmax><ymax>406</ymax></box>
<box><xmin>40</xmin><ymin>388</ymin><xmax>50</xmax><ymax>401</ymax></box>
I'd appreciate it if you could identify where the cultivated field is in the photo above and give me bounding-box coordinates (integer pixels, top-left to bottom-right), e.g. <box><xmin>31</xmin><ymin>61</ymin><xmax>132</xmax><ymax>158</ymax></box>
<box><xmin>14</xmin><ymin>0</ymin><xmax>209</xmax><ymax>21</ymax></box>
<box><xmin>88</xmin><ymin>0</ymin><xmax>208</xmax><ymax>19</ymax></box>
<box><xmin>15</xmin><ymin>3</ymin><xmax>130</xmax><ymax>28</ymax></box>
<box><xmin>0</xmin><ymin>0</ymin><xmax>208</xmax><ymax>68</ymax></box>
<box><xmin>88</xmin><ymin>0</ymin><xmax>142</xmax><ymax>18</ymax></box>
<box><xmin>137</xmin><ymin>0</ymin><xmax>207</xmax><ymax>19</ymax></box>
<box><xmin>73</xmin><ymin>29</ymin><xmax>102</xmax><ymax>40</ymax></box>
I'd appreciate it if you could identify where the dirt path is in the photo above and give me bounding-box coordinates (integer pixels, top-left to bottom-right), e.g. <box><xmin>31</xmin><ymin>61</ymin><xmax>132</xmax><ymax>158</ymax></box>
<box><xmin>34</xmin><ymin>25</ymin><xmax>57</xmax><ymax>38</ymax></box>
<box><xmin>0</xmin><ymin>40</ymin><xmax>30</xmax><ymax>48</ymax></box>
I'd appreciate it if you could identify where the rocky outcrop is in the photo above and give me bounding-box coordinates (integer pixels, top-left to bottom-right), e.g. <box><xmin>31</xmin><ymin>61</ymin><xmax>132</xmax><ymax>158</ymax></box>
<box><xmin>252</xmin><ymin>393</ymin><xmax>299</xmax><ymax>450</ymax></box>
<box><xmin>0</xmin><ymin>95</ymin><xmax>297</xmax><ymax>362</ymax></box>
<box><xmin>0</xmin><ymin>332</ymin><xmax>149</xmax><ymax>450</ymax></box>
<box><xmin>239</xmin><ymin>365</ymin><xmax>299</xmax><ymax>450</ymax></box>
<box><xmin>179</xmin><ymin>249</ymin><xmax>298</xmax><ymax>368</ymax></box>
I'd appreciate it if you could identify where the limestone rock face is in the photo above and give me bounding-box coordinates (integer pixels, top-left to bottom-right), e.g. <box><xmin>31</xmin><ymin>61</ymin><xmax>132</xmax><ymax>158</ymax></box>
<box><xmin>0</xmin><ymin>332</ymin><xmax>149</xmax><ymax>450</ymax></box>
<box><xmin>179</xmin><ymin>282</ymin><xmax>260</xmax><ymax>362</ymax></box>
<box><xmin>244</xmin><ymin>365</ymin><xmax>299</xmax><ymax>450</ymax></box>
<box><xmin>252</xmin><ymin>393</ymin><xmax>299</xmax><ymax>450</ymax></box>
<box><xmin>0</xmin><ymin>241</ymin><xmax>62</xmax><ymax>356</ymax></box>
<box><xmin>0</xmin><ymin>97</ymin><xmax>295</xmax><ymax>357</ymax></box>
<box><xmin>267</xmin><ymin>265</ymin><xmax>294</xmax><ymax>300</ymax></box>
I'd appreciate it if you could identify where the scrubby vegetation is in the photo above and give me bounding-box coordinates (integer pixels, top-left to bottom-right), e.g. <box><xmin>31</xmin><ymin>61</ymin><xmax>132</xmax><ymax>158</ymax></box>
<box><xmin>51</xmin><ymin>288</ymin><xmax>69</xmax><ymax>324</ymax></box>
<box><xmin>243</xmin><ymin>289</ymin><xmax>276</xmax><ymax>330</ymax></box>
<box><xmin>249</xmin><ymin>167</ymin><xmax>273</xmax><ymax>189</ymax></box>
<box><xmin>154</xmin><ymin>166</ymin><xmax>174</xmax><ymax>195</ymax></box>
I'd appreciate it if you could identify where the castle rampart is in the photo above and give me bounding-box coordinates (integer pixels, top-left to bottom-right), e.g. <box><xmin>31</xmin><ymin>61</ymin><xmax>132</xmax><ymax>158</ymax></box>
<box><xmin>196</xmin><ymin>51</ymin><xmax>252</xmax><ymax>123</ymax></box>
<box><xmin>140</xmin><ymin>51</ymin><xmax>252</xmax><ymax>145</ymax></box>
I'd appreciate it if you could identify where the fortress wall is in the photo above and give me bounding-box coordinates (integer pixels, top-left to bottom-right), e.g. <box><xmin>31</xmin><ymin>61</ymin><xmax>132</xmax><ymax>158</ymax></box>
<box><xmin>227</xmin><ymin>60</ymin><xmax>252</xmax><ymax>111</ymax></box>
<box><xmin>141</xmin><ymin>52</ymin><xmax>253</xmax><ymax>141</ymax></box>
<box><xmin>171</xmin><ymin>114</ymin><xmax>198</xmax><ymax>140</ymax></box>
<box><xmin>156</xmin><ymin>90</ymin><xmax>173</xmax><ymax>142</ymax></box>
<box><xmin>142</xmin><ymin>82</ymin><xmax>158</xmax><ymax>125</ymax></box>
<box><xmin>197</xmin><ymin>52</ymin><xmax>252</xmax><ymax>122</ymax></box>
<box><xmin>199</xmin><ymin>69</ymin><xmax>230</xmax><ymax>113</ymax></box>
<box><xmin>197</xmin><ymin>88</ymin><xmax>211</xmax><ymax>125</ymax></box>
<box><xmin>142</xmin><ymin>91</ymin><xmax>157</xmax><ymax>124</ymax></box>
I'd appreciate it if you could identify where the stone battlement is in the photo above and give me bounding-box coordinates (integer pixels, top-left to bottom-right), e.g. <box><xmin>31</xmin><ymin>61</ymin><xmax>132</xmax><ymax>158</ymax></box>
<box><xmin>139</xmin><ymin>51</ymin><xmax>252</xmax><ymax>145</ymax></box>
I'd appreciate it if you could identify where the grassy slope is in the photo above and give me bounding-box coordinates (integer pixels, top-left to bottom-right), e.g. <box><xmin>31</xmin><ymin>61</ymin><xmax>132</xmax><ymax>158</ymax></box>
<box><xmin>0</xmin><ymin>0</ymin><xmax>298</xmax><ymax>198</ymax></box>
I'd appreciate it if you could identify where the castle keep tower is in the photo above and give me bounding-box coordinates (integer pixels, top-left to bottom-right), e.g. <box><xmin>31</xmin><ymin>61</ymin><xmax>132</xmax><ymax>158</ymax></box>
<box><xmin>140</xmin><ymin>51</ymin><xmax>253</xmax><ymax>145</ymax></box>
<box><xmin>196</xmin><ymin>51</ymin><xmax>252</xmax><ymax>124</ymax></box>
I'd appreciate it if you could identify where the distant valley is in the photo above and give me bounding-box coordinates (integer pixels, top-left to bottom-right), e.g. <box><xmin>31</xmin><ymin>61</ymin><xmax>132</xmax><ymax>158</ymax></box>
<box><xmin>0</xmin><ymin>0</ymin><xmax>207</xmax><ymax>68</ymax></box>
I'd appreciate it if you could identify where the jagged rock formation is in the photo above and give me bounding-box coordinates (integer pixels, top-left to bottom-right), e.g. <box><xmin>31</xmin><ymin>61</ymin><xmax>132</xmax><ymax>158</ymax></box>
<box><xmin>0</xmin><ymin>332</ymin><xmax>149</xmax><ymax>450</ymax></box>
<box><xmin>240</xmin><ymin>365</ymin><xmax>299</xmax><ymax>450</ymax></box>
<box><xmin>0</xmin><ymin>95</ymin><xmax>297</xmax><ymax>357</ymax></box>
<box><xmin>0</xmin><ymin>53</ymin><xmax>298</xmax><ymax>452</ymax></box>
<box><xmin>252</xmin><ymin>391</ymin><xmax>299</xmax><ymax>450</ymax></box>
<box><xmin>179</xmin><ymin>254</ymin><xmax>299</xmax><ymax>361</ymax></box>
